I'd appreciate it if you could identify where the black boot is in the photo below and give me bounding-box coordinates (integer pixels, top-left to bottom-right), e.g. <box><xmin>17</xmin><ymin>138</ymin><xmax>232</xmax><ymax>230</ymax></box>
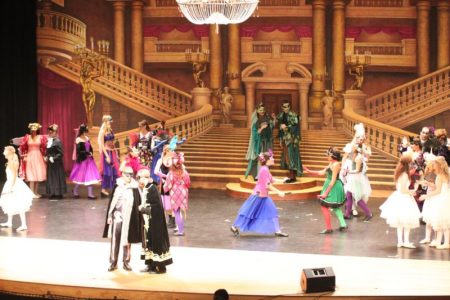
<box><xmin>167</xmin><ymin>215</ymin><xmax>176</xmax><ymax>228</ymax></box>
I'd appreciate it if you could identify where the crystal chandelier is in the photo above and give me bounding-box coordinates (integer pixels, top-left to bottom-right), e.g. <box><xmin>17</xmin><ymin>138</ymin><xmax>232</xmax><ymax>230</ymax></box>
<box><xmin>176</xmin><ymin>0</ymin><xmax>259</xmax><ymax>25</ymax></box>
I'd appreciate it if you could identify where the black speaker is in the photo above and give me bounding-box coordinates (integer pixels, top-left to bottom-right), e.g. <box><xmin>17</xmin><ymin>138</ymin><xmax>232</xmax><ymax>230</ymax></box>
<box><xmin>300</xmin><ymin>267</ymin><xmax>335</xmax><ymax>293</ymax></box>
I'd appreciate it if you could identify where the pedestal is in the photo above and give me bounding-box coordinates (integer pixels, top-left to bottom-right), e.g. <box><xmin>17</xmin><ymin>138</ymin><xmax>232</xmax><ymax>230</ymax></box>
<box><xmin>191</xmin><ymin>87</ymin><xmax>212</xmax><ymax>111</ymax></box>
<box><xmin>343</xmin><ymin>89</ymin><xmax>367</xmax><ymax>116</ymax></box>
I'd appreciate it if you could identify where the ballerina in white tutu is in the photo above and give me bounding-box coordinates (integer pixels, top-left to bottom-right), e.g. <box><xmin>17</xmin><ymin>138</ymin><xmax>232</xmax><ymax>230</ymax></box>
<box><xmin>0</xmin><ymin>146</ymin><xmax>35</xmax><ymax>231</ymax></box>
<box><xmin>418</xmin><ymin>157</ymin><xmax>437</xmax><ymax>246</ymax></box>
<box><xmin>380</xmin><ymin>155</ymin><xmax>421</xmax><ymax>248</ymax></box>
<box><xmin>419</xmin><ymin>156</ymin><xmax>450</xmax><ymax>249</ymax></box>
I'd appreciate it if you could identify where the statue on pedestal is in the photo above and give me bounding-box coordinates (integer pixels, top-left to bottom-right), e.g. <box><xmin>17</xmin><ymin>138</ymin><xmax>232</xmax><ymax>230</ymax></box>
<box><xmin>321</xmin><ymin>90</ymin><xmax>335</xmax><ymax>129</ymax></box>
<box><xmin>219</xmin><ymin>87</ymin><xmax>233</xmax><ymax>124</ymax></box>
<box><xmin>348</xmin><ymin>63</ymin><xmax>364</xmax><ymax>90</ymax></box>
<box><xmin>192</xmin><ymin>61</ymin><xmax>207</xmax><ymax>88</ymax></box>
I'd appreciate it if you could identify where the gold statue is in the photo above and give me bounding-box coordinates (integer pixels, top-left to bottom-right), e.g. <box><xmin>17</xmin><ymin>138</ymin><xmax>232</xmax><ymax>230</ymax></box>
<box><xmin>219</xmin><ymin>87</ymin><xmax>233</xmax><ymax>124</ymax></box>
<box><xmin>348</xmin><ymin>63</ymin><xmax>364</xmax><ymax>90</ymax></box>
<box><xmin>321</xmin><ymin>90</ymin><xmax>335</xmax><ymax>129</ymax></box>
<box><xmin>192</xmin><ymin>61</ymin><xmax>207</xmax><ymax>88</ymax></box>
<box><xmin>80</xmin><ymin>60</ymin><xmax>102</xmax><ymax>127</ymax></box>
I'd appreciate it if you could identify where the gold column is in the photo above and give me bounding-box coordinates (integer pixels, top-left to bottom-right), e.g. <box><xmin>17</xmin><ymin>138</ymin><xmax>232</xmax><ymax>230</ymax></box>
<box><xmin>112</xmin><ymin>1</ymin><xmax>126</xmax><ymax>65</ymax></box>
<box><xmin>332</xmin><ymin>0</ymin><xmax>345</xmax><ymax>96</ymax></box>
<box><xmin>437</xmin><ymin>0</ymin><xmax>449</xmax><ymax>69</ymax></box>
<box><xmin>209</xmin><ymin>24</ymin><xmax>223</xmax><ymax>110</ymax></box>
<box><xmin>310</xmin><ymin>0</ymin><xmax>327</xmax><ymax>111</ymax></box>
<box><xmin>131</xmin><ymin>0</ymin><xmax>144</xmax><ymax>72</ymax></box>
<box><xmin>228</xmin><ymin>24</ymin><xmax>242</xmax><ymax>93</ymax></box>
<box><xmin>299</xmin><ymin>84</ymin><xmax>309</xmax><ymax>130</ymax></box>
<box><xmin>245</xmin><ymin>82</ymin><xmax>256</xmax><ymax>128</ymax></box>
<box><xmin>417</xmin><ymin>0</ymin><xmax>430</xmax><ymax>76</ymax></box>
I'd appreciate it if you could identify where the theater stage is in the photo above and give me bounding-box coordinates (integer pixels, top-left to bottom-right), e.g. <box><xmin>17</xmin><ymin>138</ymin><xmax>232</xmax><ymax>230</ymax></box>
<box><xmin>0</xmin><ymin>189</ymin><xmax>449</xmax><ymax>299</ymax></box>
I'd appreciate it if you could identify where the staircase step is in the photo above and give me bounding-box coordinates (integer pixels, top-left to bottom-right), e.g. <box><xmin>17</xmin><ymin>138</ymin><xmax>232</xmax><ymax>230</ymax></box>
<box><xmin>226</xmin><ymin>183</ymin><xmax>323</xmax><ymax>201</ymax></box>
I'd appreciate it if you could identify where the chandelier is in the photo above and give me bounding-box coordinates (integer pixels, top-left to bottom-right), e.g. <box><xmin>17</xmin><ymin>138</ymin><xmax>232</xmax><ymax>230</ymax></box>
<box><xmin>176</xmin><ymin>0</ymin><xmax>259</xmax><ymax>25</ymax></box>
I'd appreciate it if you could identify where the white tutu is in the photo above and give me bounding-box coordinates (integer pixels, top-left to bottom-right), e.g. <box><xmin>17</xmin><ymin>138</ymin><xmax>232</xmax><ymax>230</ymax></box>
<box><xmin>380</xmin><ymin>191</ymin><xmax>421</xmax><ymax>229</ymax></box>
<box><xmin>346</xmin><ymin>172</ymin><xmax>372</xmax><ymax>202</ymax></box>
<box><xmin>428</xmin><ymin>183</ymin><xmax>450</xmax><ymax>231</ymax></box>
<box><xmin>0</xmin><ymin>169</ymin><xmax>34</xmax><ymax>215</ymax></box>
<box><xmin>421</xmin><ymin>193</ymin><xmax>438</xmax><ymax>224</ymax></box>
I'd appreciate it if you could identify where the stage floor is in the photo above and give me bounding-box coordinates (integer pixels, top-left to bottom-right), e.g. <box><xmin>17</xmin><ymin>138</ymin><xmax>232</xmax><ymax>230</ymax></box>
<box><xmin>0</xmin><ymin>189</ymin><xmax>450</xmax><ymax>299</ymax></box>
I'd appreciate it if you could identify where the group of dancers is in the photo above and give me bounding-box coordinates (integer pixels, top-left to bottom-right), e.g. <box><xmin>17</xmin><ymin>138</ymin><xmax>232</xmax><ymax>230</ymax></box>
<box><xmin>1</xmin><ymin>108</ymin><xmax>450</xmax><ymax>273</ymax></box>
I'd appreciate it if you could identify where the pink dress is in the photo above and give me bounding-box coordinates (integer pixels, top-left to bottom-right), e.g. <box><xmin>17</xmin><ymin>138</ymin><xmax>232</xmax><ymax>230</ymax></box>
<box><xmin>26</xmin><ymin>136</ymin><xmax>47</xmax><ymax>182</ymax></box>
<box><xmin>164</xmin><ymin>170</ymin><xmax>190</xmax><ymax>211</ymax></box>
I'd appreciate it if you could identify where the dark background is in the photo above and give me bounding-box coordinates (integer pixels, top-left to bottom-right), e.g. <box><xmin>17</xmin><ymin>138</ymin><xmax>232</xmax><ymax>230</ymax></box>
<box><xmin>0</xmin><ymin>0</ymin><xmax>37</xmax><ymax>181</ymax></box>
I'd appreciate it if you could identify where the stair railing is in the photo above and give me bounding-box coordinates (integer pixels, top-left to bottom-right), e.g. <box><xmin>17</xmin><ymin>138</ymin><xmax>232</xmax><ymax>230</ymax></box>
<box><xmin>365</xmin><ymin>66</ymin><xmax>450</xmax><ymax>124</ymax></box>
<box><xmin>342</xmin><ymin>107</ymin><xmax>415</xmax><ymax>159</ymax></box>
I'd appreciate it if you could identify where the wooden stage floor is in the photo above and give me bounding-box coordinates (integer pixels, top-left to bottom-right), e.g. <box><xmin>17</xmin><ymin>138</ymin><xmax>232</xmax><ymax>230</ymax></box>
<box><xmin>0</xmin><ymin>189</ymin><xmax>450</xmax><ymax>299</ymax></box>
<box><xmin>0</xmin><ymin>237</ymin><xmax>450</xmax><ymax>299</ymax></box>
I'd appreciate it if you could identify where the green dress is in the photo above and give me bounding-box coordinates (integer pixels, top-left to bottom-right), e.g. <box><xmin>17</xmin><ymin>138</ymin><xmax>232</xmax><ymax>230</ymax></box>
<box><xmin>320</xmin><ymin>167</ymin><xmax>345</xmax><ymax>208</ymax></box>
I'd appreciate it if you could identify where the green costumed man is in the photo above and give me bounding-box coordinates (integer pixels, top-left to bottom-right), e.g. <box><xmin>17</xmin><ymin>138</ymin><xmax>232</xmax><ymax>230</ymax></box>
<box><xmin>277</xmin><ymin>102</ymin><xmax>303</xmax><ymax>183</ymax></box>
<box><xmin>245</xmin><ymin>103</ymin><xmax>275</xmax><ymax>180</ymax></box>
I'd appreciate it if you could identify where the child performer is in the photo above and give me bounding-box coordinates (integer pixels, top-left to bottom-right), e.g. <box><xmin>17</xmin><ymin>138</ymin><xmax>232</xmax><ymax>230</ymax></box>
<box><xmin>304</xmin><ymin>147</ymin><xmax>347</xmax><ymax>234</ymax></box>
<box><xmin>164</xmin><ymin>152</ymin><xmax>190</xmax><ymax>236</ymax></box>
<box><xmin>98</xmin><ymin>115</ymin><xmax>120</xmax><ymax>197</ymax></box>
<box><xmin>343</xmin><ymin>145</ymin><xmax>372</xmax><ymax>221</ymax></box>
<box><xmin>419</xmin><ymin>157</ymin><xmax>437</xmax><ymax>245</ymax></box>
<box><xmin>19</xmin><ymin>123</ymin><xmax>47</xmax><ymax>198</ymax></box>
<box><xmin>154</xmin><ymin>145</ymin><xmax>176</xmax><ymax>229</ymax></box>
<box><xmin>0</xmin><ymin>146</ymin><xmax>34</xmax><ymax>231</ymax></box>
<box><xmin>380</xmin><ymin>155</ymin><xmax>421</xmax><ymax>248</ymax></box>
<box><xmin>69</xmin><ymin>124</ymin><xmax>101</xmax><ymax>199</ymax></box>
<box><xmin>230</xmin><ymin>150</ymin><xmax>289</xmax><ymax>237</ymax></box>
<box><xmin>45</xmin><ymin>124</ymin><xmax>67</xmax><ymax>199</ymax></box>
<box><xmin>420</xmin><ymin>156</ymin><xmax>450</xmax><ymax>249</ymax></box>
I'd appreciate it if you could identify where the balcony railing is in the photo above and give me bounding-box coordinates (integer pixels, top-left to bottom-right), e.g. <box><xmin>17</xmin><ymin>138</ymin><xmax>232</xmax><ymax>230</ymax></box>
<box><xmin>145</xmin><ymin>37</ymin><xmax>209</xmax><ymax>63</ymax></box>
<box><xmin>345</xmin><ymin>38</ymin><xmax>416</xmax><ymax>68</ymax></box>
<box><xmin>242</xmin><ymin>38</ymin><xmax>311</xmax><ymax>64</ymax></box>
<box><xmin>350</xmin><ymin>0</ymin><xmax>410</xmax><ymax>7</ymax></box>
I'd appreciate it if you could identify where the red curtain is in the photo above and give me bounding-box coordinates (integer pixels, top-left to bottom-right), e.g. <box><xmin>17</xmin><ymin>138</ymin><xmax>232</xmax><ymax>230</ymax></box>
<box><xmin>38</xmin><ymin>66</ymin><xmax>86</xmax><ymax>173</ymax></box>
<box><xmin>345</xmin><ymin>26</ymin><xmax>416</xmax><ymax>39</ymax></box>
<box><xmin>144</xmin><ymin>24</ymin><xmax>210</xmax><ymax>38</ymax></box>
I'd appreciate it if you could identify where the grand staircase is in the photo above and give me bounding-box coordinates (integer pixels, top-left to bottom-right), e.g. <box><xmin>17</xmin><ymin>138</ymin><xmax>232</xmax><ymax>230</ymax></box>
<box><xmin>180</xmin><ymin>127</ymin><xmax>397</xmax><ymax>201</ymax></box>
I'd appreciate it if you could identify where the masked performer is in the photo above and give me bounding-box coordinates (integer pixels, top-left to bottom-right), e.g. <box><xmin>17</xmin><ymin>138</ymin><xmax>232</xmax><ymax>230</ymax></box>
<box><xmin>276</xmin><ymin>102</ymin><xmax>302</xmax><ymax>183</ymax></box>
<box><xmin>45</xmin><ymin>124</ymin><xmax>67</xmax><ymax>199</ymax></box>
<box><xmin>245</xmin><ymin>103</ymin><xmax>275</xmax><ymax>180</ymax></box>
<box><xmin>103</xmin><ymin>166</ymin><xmax>142</xmax><ymax>271</ymax></box>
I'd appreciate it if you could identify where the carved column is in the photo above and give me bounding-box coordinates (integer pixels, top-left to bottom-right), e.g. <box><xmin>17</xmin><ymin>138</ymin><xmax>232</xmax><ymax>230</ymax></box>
<box><xmin>245</xmin><ymin>82</ymin><xmax>255</xmax><ymax>128</ymax></box>
<box><xmin>228</xmin><ymin>24</ymin><xmax>241</xmax><ymax>93</ymax></box>
<box><xmin>417</xmin><ymin>0</ymin><xmax>430</xmax><ymax>76</ymax></box>
<box><xmin>437</xmin><ymin>0</ymin><xmax>449</xmax><ymax>69</ymax></box>
<box><xmin>209</xmin><ymin>24</ymin><xmax>223</xmax><ymax>110</ymax></box>
<box><xmin>112</xmin><ymin>1</ymin><xmax>126</xmax><ymax>64</ymax></box>
<box><xmin>332</xmin><ymin>0</ymin><xmax>345</xmax><ymax>96</ymax></box>
<box><xmin>299</xmin><ymin>83</ymin><xmax>309</xmax><ymax>130</ymax></box>
<box><xmin>131</xmin><ymin>0</ymin><xmax>144</xmax><ymax>72</ymax></box>
<box><xmin>310</xmin><ymin>0</ymin><xmax>327</xmax><ymax>110</ymax></box>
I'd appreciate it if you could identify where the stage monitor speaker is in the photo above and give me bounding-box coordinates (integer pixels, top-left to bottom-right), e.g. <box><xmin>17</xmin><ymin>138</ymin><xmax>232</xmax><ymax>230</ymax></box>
<box><xmin>300</xmin><ymin>267</ymin><xmax>335</xmax><ymax>293</ymax></box>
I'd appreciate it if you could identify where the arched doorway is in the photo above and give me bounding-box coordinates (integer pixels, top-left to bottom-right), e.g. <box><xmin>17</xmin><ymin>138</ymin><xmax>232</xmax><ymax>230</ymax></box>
<box><xmin>242</xmin><ymin>61</ymin><xmax>312</xmax><ymax>129</ymax></box>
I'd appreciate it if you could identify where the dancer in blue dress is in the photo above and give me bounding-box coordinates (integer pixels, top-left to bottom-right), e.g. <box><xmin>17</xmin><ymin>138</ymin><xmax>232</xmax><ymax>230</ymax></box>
<box><xmin>230</xmin><ymin>151</ymin><xmax>288</xmax><ymax>237</ymax></box>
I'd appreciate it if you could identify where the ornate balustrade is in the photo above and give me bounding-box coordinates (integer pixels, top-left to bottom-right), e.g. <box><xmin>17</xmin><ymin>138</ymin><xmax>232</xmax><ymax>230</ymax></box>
<box><xmin>113</xmin><ymin>104</ymin><xmax>214</xmax><ymax>155</ymax></box>
<box><xmin>144</xmin><ymin>37</ymin><xmax>209</xmax><ymax>63</ymax></box>
<box><xmin>345</xmin><ymin>38</ymin><xmax>416</xmax><ymax>68</ymax></box>
<box><xmin>365</xmin><ymin>65</ymin><xmax>450</xmax><ymax>128</ymax></box>
<box><xmin>36</xmin><ymin>10</ymin><xmax>86</xmax><ymax>65</ymax></box>
<box><xmin>50</xmin><ymin>56</ymin><xmax>192</xmax><ymax>120</ymax></box>
<box><xmin>349</xmin><ymin>0</ymin><xmax>409</xmax><ymax>7</ymax></box>
<box><xmin>242</xmin><ymin>38</ymin><xmax>311</xmax><ymax>63</ymax></box>
<box><xmin>259</xmin><ymin>0</ymin><xmax>304</xmax><ymax>6</ymax></box>
<box><xmin>343</xmin><ymin>107</ymin><xmax>415</xmax><ymax>159</ymax></box>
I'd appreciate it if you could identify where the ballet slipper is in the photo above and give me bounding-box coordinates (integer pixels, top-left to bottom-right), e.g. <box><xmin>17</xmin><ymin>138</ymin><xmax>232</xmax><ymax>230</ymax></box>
<box><xmin>397</xmin><ymin>242</ymin><xmax>403</xmax><ymax>248</ymax></box>
<box><xmin>0</xmin><ymin>222</ymin><xmax>12</xmax><ymax>228</ymax></box>
<box><xmin>419</xmin><ymin>238</ymin><xmax>430</xmax><ymax>244</ymax></box>
<box><xmin>16</xmin><ymin>225</ymin><xmax>28</xmax><ymax>231</ymax></box>
<box><xmin>436</xmin><ymin>244</ymin><xmax>450</xmax><ymax>250</ymax></box>
<box><xmin>429</xmin><ymin>240</ymin><xmax>438</xmax><ymax>247</ymax></box>
<box><xmin>403</xmin><ymin>243</ymin><xmax>416</xmax><ymax>249</ymax></box>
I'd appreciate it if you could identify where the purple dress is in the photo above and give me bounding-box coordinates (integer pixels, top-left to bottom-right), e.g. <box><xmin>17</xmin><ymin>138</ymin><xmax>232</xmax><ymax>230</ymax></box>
<box><xmin>233</xmin><ymin>166</ymin><xmax>281</xmax><ymax>234</ymax></box>
<box><xmin>69</xmin><ymin>140</ymin><xmax>101</xmax><ymax>185</ymax></box>
<box><xmin>100</xmin><ymin>132</ymin><xmax>119</xmax><ymax>189</ymax></box>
